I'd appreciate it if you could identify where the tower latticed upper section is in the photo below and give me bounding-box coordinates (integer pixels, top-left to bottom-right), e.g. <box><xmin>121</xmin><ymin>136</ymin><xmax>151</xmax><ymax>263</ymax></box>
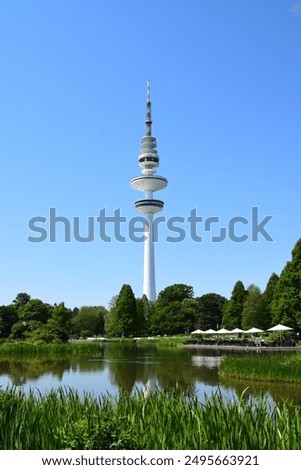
<box><xmin>131</xmin><ymin>80</ymin><xmax>167</xmax><ymax>214</ymax></box>
<box><xmin>138</xmin><ymin>80</ymin><xmax>160</xmax><ymax>175</ymax></box>
<box><xmin>138</xmin><ymin>135</ymin><xmax>159</xmax><ymax>175</ymax></box>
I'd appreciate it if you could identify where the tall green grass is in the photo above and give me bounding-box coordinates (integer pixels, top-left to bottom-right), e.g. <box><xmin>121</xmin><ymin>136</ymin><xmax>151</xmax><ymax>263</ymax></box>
<box><xmin>0</xmin><ymin>341</ymin><xmax>101</xmax><ymax>359</ymax></box>
<box><xmin>0</xmin><ymin>386</ymin><xmax>301</xmax><ymax>449</ymax></box>
<box><xmin>220</xmin><ymin>352</ymin><xmax>301</xmax><ymax>383</ymax></box>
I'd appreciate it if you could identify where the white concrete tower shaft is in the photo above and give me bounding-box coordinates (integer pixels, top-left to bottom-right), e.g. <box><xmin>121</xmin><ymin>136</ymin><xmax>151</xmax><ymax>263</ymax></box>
<box><xmin>143</xmin><ymin>212</ymin><xmax>156</xmax><ymax>301</ymax></box>
<box><xmin>130</xmin><ymin>81</ymin><xmax>168</xmax><ymax>302</ymax></box>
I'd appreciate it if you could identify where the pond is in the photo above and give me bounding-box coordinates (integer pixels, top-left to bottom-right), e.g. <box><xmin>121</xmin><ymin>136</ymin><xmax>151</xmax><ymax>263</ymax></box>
<box><xmin>0</xmin><ymin>342</ymin><xmax>301</xmax><ymax>405</ymax></box>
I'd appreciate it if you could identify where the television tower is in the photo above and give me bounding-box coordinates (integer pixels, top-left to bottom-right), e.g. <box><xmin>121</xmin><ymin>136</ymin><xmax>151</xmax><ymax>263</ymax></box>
<box><xmin>130</xmin><ymin>81</ymin><xmax>168</xmax><ymax>302</ymax></box>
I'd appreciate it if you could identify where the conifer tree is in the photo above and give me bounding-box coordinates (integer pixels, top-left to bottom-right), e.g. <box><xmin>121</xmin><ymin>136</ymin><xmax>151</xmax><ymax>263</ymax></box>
<box><xmin>222</xmin><ymin>281</ymin><xmax>246</xmax><ymax>329</ymax></box>
<box><xmin>114</xmin><ymin>284</ymin><xmax>137</xmax><ymax>337</ymax></box>
<box><xmin>241</xmin><ymin>284</ymin><xmax>265</xmax><ymax>330</ymax></box>
<box><xmin>262</xmin><ymin>273</ymin><xmax>279</xmax><ymax>329</ymax></box>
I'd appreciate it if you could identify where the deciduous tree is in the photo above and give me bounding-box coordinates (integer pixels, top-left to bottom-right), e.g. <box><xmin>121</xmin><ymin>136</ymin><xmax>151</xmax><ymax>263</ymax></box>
<box><xmin>18</xmin><ymin>299</ymin><xmax>53</xmax><ymax>324</ymax></box>
<box><xmin>197</xmin><ymin>293</ymin><xmax>227</xmax><ymax>331</ymax></box>
<box><xmin>149</xmin><ymin>284</ymin><xmax>197</xmax><ymax>335</ymax></box>
<box><xmin>0</xmin><ymin>305</ymin><xmax>18</xmax><ymax>337</ymax></box>
<box><xmin>13</xmin><ymin>293</ymin><xmax>31</xmax><ymax>306</ymax></box>
<box><xmin>45</xmin><ymin>302</ymin><xmax>73</xmax><ymax>342</ymax></box>
<box><xmin>72</xmin><ymin>306</ymin><xmax>106</xmax><ymax>338</ymax></box>
<box><xmin>271</xmin><ymin>239</ymin><xmax>301</xmax><ymax>330</ymax></box>
<box><xmin>157</xmin><ymin>284</ymin><xmax>194</xmax><ymax>305</ymax></box>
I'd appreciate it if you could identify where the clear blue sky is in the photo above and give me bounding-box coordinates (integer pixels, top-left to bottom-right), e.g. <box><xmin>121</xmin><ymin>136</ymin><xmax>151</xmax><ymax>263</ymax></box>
<box><xmin>1</xmin><ymin>0</ymin><xmax>300</xmax><ymax>309</ymax></box>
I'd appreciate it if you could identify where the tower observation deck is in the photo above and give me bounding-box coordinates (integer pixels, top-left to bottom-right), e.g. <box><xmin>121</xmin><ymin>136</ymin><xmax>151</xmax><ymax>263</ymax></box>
<box><xmin>130</xmin><ymin>81</ymin><xmax>168</xmax><ymax>301</ymax></box>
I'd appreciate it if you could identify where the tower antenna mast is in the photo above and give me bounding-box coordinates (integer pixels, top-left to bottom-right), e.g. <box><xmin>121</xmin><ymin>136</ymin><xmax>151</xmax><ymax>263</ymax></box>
<box><xmin>146</xmin><ymin>79</ymin><xmax>152</xmax><ymax>136</ymax></box>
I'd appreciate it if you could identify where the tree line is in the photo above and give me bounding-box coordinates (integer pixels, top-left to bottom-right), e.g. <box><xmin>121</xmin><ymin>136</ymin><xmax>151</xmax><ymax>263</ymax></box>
<box><xmin>1</xmin><ymin>238</ymin><xmax>300</xmax><ymax>341</ymax></box>
<box><xmin>0</xmin><ymin>296</ymin><xmax>107</xmax><ymax>343</ymax></box>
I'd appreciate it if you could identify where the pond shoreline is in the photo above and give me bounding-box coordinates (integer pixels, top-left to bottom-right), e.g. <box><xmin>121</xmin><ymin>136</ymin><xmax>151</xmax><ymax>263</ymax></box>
<box><xmin>182</xmin><ymin>343</ymin><xmax>301</xmax><ymax>352</ymax></box>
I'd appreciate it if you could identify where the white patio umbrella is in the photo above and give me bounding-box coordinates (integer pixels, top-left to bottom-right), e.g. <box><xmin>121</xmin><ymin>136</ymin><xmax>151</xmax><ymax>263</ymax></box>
<box><xmin>230</xmin><ymin>328</ymin><xmax>245</xmax><ymax>333</ymax></box>
<box><xmin>216</xmin><ymin>328</ymin><xmax>231</xmax><ymax>334</ymax></box>
<box><xmin>267</xmin><ymin>324</ymin><xmax>293</xmax><ymax>344</ymax></box>
<box><xmin>191</xmin><ymin>329</ymin><xmax>204</xmax><ymax>334</ymax></box>
<box><xmin>267</xmin><ymin>324</ymin><xmax>293</xmax><ymax>332</ymax></box>
<box><xmin>203</xmin><ymin>328</ymin><xmax>217</xmax><ymax>334</ymax></box>
<box><xmin>244</xmin><ymin>327</ymin><xmax>264</xmax><ymax>334</ymax></box>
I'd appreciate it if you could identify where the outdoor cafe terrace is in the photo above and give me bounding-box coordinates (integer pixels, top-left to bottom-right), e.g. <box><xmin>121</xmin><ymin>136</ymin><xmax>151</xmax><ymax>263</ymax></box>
<box><xmin>186</xmin><ymin>324</ymin><xmax>297</xmax><ymax>349</ymax></box>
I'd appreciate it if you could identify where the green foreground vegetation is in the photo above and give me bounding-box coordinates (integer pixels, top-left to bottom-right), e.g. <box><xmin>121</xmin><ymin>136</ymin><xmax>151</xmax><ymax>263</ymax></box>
<box><xmin>1</xmin><ymin>386</ymin><xmax>301</xmax><ymax>450</ymax></box>
<box><xmin>220</xmin><ymin>352</ymin><xmax>301</xmax><ymax>383</ymax></box>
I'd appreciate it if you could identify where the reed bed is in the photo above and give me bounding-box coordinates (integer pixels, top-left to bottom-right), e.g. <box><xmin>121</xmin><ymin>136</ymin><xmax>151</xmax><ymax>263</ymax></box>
<box><xmin>106</xmin><ymin>336</ymin><xmax>188</xmax><ymax>347</ymax></box>
<box><xmin>219</xmin><ymin>352</ymin><xmax>301</xmax><ymax>383</ymax></box>
<box><xmin>0</xmin><ymin>341</ymin><xmax>101</xmax><ymax>360</ymax></box>
<box><xmin>140</xmin><ymin>335</ymin><xmax>189</xmax><ymax>348</ymax></box>
<box><xmin>0</xmin><ymin>386</ymin><xmax>301</xmax><ymax>449</ymax></box>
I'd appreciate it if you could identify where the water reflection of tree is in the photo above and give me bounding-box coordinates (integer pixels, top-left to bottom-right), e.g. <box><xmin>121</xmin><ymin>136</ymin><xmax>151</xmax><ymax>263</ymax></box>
<box><xmin>0</xmin><ymin>360</ymin><xmax>71</xmax><ymax>386</ymax></box>
<box><xmin>104</xmin><ymin>345</ymin><xmax>301</xmax><ymax>404</ymax></box>
<box><xmin>151</xmin><ymin>352</ymin><xmax>221</xmax><ymax>395</ymax></box>
<box><xmin>2</xmin><ymin>344</ymin><xmax>300</xmax><ymax>406</ymax></box>
<box><xmin>104</xmin><ymin>343</ymin><xmax>151</xmax><ymax>393</ymax></box>
<box><xmin>0</xmin><ymin>356</ymin><xmax>106</xmax><ymax>387</ymax></box>
<box><xmin>153</xmin><ymin>359</ymin><xmax>197</xmax><ymax>395</ymax></box>
<box><xmin>0</xmin><ymin>343</ymin><xmax>220</xmax><ymax>395</ymax></box>
<box><xmin>104</xmin><ymin>344</ymin><xmax>220</xmax><ymax>396</ymax></box>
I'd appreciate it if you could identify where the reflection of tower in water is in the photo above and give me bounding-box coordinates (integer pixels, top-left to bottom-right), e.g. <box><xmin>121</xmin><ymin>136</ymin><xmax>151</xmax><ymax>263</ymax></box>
<box><xmin>104</xmin><ymin>343</ymin><xmax>151</xmax><ymax>394</ymax></box>
<box><xmin>143</xmin><ymin>376</ymin><xmax>156</xmax><ymax>397</ymax></box>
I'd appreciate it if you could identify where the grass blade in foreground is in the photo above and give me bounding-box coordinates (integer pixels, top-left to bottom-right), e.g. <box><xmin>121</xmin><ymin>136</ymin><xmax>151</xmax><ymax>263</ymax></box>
<box><xmin>0</xmin><ymin>387</ymin><xmax>301</xmax><ymax>450</ymax></box>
